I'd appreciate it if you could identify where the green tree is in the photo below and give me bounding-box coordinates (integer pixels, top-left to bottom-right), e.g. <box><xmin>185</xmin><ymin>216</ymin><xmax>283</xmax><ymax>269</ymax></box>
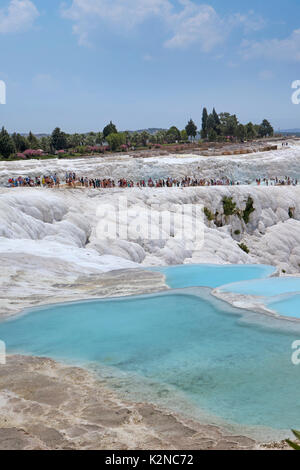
<box><xmin>68</xmin><ymin>133</ymin><xmax>84</xmax><ymax>148</ymax></box>
<box><xmin>201</xmin><ymin>107</ymin><xmax>208</xmax><ymax>139</ymax></box>
<box><xmin>0</xmin><ymin>126</ymin><xmax>15</xmax><ymax>158</ymax></box>
<box><xmin>245</xmin><ymin>122</ymin><xmax>256</xmax><ymax>140</ymax></box>
<box><xmin>103</xmin><ymin>121</ymin><xmax>118</xmax><ymax>139</ymax></box>
<box><xmin>180</xmin><ymin>129</ymin><xmax>188</xmax><ymax>142</ymax></box>
<box><xmin>140</xmin><ymin>131</ymin><xmax>149</xmax><ymax>147</ymax></box>
<box><xmin>156</xmin><ymin>130</ymin><xmax>167</xmax><ymax>144</ymax></box>
<box><xmin>206</xmin><ymin>114</ymin><xmax>216</xmax><ymax>132</ymax></box>
<box><xmin>27</xmin><ymin>131</ymin><xmax>39</xmax><ymax>149</ymax></box>
<box><xmin>185</xmin><ymin>119</ymin><xmax>197</xmax><ymax>140</ymax></box>
<box><xmin>212</xmin><ymin>108</ymin><xmax>221</xmax><ymax>134</ymax></box>
<box><xmin>123</xmin><ymin>131</ymin><xmax>131</xmax><ymax>145</ymax></box>
<box><xmin>95</xmin><ymin>132</ymin><xmax>103</xmax><ymax>145</ymax></box>
<box><xmin>149</xmin><ymin>134</ymin><xmax>158</xmax><ymax>144</ymax></box>
<box><xmin>106</xmin><ymin>132</ymin><xmax>126</xmax><ymax>151</ymax></box>
<box><xmin>40</xmin><ymin>136</ymin><xmax>51</xmax><ymax>153</ymax></box>
<box><xmin>227</xmin><ymin>115</ymin><xmax>238</xmax><ymax>136</ymax></box>
<box><xmin>254</xmin><ymin>124</ymin><xmax>260</xmax><ymax>136</ymax></box>
<box><xmin>85</xmin><ymin>132</ymin><xmax>97</xmax><ymax>146</ymax></box>
<box><xmin>258</xmin><ymin>119</ymin><xmax>274</xmax><ymax>138</ymax></box>
<box><xmin>236</xmin><ymin>124</ymin><xmax>246</xmax><ymax>141</ymax></box>
<box><xmin>11</xmin><ymin>133</ymin><xmax>28</xmax><ymax>152</ymax></box>
<box><xmin>166</xmin><ymin>126</ymin><xmax>181</xmax><ymax>143</ymax></box>
<box><xmin>131</xmin><ymin>132</ymin><xmax>140</xmax><ymax>146</ymax></box>
<box><xmin>208</xmin><ymin>128</ymin><xmax>217</xmax><ymax>142</ymax></box>
<box><xmin>51</xmin><ymin>127</ymin><xmax>68</xmax><ymax>151</ymax></box>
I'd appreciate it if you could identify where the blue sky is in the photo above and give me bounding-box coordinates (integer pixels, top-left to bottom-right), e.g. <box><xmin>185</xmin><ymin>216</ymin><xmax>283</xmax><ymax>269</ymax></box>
<box><xmin>1</xmin><ymin>0</ymin><xmax>300</xmax><ymax>133</ymax></box>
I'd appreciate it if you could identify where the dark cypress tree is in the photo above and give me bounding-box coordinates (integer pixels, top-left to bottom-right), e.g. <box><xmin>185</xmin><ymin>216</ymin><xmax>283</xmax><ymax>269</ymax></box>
<box><xmin>212</xmin><ymin>108</ymin><xmax>221</xmax><ymax>134</ymax></box>
<box><xmin>212</xmin><ymin>108</ymin><xmax>220</xmax><ymax>125</ymax></box>
<box><xmin>0</xmin><ymin>126</ymin><xmax>15</xmax><ymax>158</ymax></box>
<box><xmin>206</xmin><ymin>114</ymin><xmax>215</xmax><ymax>132</ymax></box>
<box><xmin>201</xmin><ymin>108</ymin><xmax>208</xmax><ymax>139</ymax></box>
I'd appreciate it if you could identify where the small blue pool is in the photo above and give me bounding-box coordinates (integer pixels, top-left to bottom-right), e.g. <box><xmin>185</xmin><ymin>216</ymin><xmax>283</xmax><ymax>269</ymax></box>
<box><xmin>151</xmin><ymin>264</ymin><xmax>276</xmax><ymax>289</ymax></box>
<box><xmin>219</xmin><ymin>277</ymin><xmax>300</xmax><ymax>297</ymax></box>
<box><xmin>268</xmin><ymin>294</ymin><xmax>300</xmax><ymax>319</ymax></box>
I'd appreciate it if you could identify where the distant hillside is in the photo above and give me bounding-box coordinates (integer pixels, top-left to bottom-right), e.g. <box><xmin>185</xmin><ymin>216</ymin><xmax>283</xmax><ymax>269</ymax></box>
<box><xmin>18</xmin><ymin>133</ymin><xmax>50</xmax><ymax>138</ymax></box>
<box><xmin>128</xmin><ymin>128</ymin><xmax>166</xmax><ymax>135</ymax></box>
<box><xmin>280</xmin><ymin>129</ymin><xmax>300</xmax><ymax>134</ymax></box>
<box><xmin>16</xmin><ymin>129</ymin><xmax>166</xmax><ymax>137</ymax></box>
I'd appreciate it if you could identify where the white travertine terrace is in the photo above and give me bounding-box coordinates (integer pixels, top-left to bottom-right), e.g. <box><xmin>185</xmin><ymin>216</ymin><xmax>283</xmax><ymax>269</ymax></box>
<box><xmin>1</xmin><ymin>143</ymin><xmax>300</xmax><ymax>319</ymax></box>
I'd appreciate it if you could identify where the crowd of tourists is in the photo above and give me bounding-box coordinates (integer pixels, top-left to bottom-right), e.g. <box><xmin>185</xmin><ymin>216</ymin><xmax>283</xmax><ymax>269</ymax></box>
<box><xmin>6</xmin><ymin>173</ymin><xmax>299</xmax><ymax>188</ymax></box>
<box><xmin>7</xmin><ymin>174</ymin><xmax>60</xmax><ymax>187</ymax></box>
<box><xmin>255</xmin><ymin>177</ymin><xmax>298</xmax><ymax>186</ymax></box>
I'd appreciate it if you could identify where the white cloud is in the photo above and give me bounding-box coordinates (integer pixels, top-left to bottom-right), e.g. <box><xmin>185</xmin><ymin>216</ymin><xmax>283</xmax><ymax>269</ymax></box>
<box><xmin>164</xmin><ymin>2</ymin><xmax>224</xmax><ymax>51</ymax></box>
<box><xmin>61</xmin><ymin>0</ymin><xmax>171</xmax><ymax>46</ymax></box>
<box><xmin>229</xmin><ymin>11</ymin><xmax>265</xmax><ymax>34</ymax></box>
<box><xmin>62</xmin><ymin>0</ymin><xmax>170</xmax><ymax>25</ymax></box>
<box><xmin>61</xmin><ymin>0</ymin><xmax>266</xmax><ymax>52</ymax></box>
<box><xmin>242</xmin><ymin>29</ymin><xmax>300</xmax><ymax>62</ymax></box>
<box><xmin>0</xmin><ymin>0</ymin><xmax>39</xmax><ymax>34</ymax></box>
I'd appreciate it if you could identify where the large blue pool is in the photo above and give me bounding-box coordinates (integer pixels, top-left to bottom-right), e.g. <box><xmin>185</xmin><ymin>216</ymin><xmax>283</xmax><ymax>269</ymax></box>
<box><xmin>1</xmin><ymin>263</ymin><xmax>300</xmax><ymax>440</ymax></box>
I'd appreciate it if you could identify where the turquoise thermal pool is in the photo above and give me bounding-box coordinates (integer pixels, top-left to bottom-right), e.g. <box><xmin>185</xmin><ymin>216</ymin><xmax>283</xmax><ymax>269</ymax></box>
<box><xmin>1</xmin><ymin>263</ymin><xmax>300</xmax><ymax>440</ymax></box>
<box><xmin>268</xmin><ymin>294</ymin><xmax>300</xmax><ymax>319</ymax></box>
<box><xmin>151</xmin><ymin>264</ymin><xmax>276</xmax><ymax>289</ymax></box>
<box><xmin>219</xmin><ymin>277</ymin><xmax>300</xmax><ymax>298</ymax></box>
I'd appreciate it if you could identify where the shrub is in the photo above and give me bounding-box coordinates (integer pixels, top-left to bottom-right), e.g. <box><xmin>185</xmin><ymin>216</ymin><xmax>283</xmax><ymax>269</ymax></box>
<box><xmin>86</xmin><ymin>146</ymin><xmax>101</xmax><ymax>153</ymax></box>
<box><xmin>242</xmin><ymin>197</ymin><xmax>255</xmax><ymax>224</ymax></box>
<box><xmin>234</xmin><ymin>230</ymin><xmax>241</xmax><ymax>235</ymax></box>
<box><xmin>75</xmin><ymin>146</ymin><xmax>88</xmax><ymax>154</ymax></box>
<box><xmin>238</xmin><ymin>243</ymin><xmax>250</xmax><ymax>254</ymax></box>
<box><xmin>289</xmin><ymin>208</ymin><xmax>295</xmax><ymax>219</ymax></box>
<box><xmin>222</xmin><ymin>196</ymin><xmax>236</xmax><ymax>216</ymax></box>
<box><xmin>23</xmin><ymin>149</ymin><xmax>43</xmax><ymax>158</ymax></box>
<box><xmin>204</xmin><ymin>207</ymin><xmax>215</xmax><ymax>221</ymax></box>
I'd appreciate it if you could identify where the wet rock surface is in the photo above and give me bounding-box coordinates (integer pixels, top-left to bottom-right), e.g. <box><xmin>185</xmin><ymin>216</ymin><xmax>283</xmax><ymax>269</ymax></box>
<box><xmin>0</xmin><ymin>355</ymin><xmax>258</xmax><ymax>450</ymax></box>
